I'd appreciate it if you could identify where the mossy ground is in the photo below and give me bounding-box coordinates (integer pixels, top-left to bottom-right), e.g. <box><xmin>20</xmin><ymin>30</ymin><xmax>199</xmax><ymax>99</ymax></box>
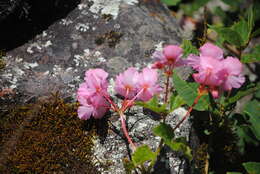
<box><xmin>0</xmin><ymin>94</ymin><xmax>102</xmax><ymax>173</ymax></box>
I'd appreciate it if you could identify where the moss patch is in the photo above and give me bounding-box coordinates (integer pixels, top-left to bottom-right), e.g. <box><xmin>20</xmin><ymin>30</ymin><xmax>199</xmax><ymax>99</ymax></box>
<box><xmin>95</xmin><ymin>30</ymin><xmax>123</xmax><ymax>48</ymax></box>
<box><xmin>0</xmin><ymin>95</ymin><xmax>101</xmax><ymax>173</ymax></box>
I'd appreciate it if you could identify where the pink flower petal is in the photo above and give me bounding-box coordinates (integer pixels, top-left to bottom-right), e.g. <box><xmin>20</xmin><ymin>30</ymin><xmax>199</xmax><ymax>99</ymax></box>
<box><xmin>186</xmin><ymin>54</ymin><xmax>200</xmax><ymax>70</ymax></box>
<box><xmin>115</xmin><ymin>67</ymin><xmax>139</xmax><ymax>99</ymax></box>
<box><xmin>141</xmin><ymin>68</ymin><xmax>158</xmax><ymax>84</ymax></box>
<box><xmin>221</xmin><ymin>56</ymin><xmax>243</xmax><ymax>75</ymax></box>
<box><xmin>136</xmin><ymin>68</ymin><xmax>162</xmax><ymax>101</ymax></box>
<box><xmin>222</xmin><ymin>74</ymin><xmax>245</xmax><ymax>91</ymax></box>
<box><xmin>163</xmin><ymin>45</ymin><xmax>183</xmax><ymax>60</ymax></box>
<box><xmin>84</xmin><ymin>69</ymin><xmax>108</xmax><ymax>91</ymax></box>
<box><xmin>199</xmin><ymin>42</ymin><xmax>223</xmax><ymax>59</ymax></box>
<box><xmin>78</xmin><ymin>106</ymin><xmax>93</xmax><ymax>120</ymax></box>
<box><xmin>152</xmin><ymin>51</ymin><xmax>167</xmax><ymax>63</ymax></box>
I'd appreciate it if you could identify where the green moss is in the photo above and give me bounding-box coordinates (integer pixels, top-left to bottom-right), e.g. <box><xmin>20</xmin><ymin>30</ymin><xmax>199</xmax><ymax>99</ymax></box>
<box><xmin>194</xmin><ymin>143</ymin><xmax>208</xmax><ymax>174</ymax></box>
<box><xmin>0</xmin><ymin>95</ymin><xmax>102</xmax><ymax>173</ymax></box>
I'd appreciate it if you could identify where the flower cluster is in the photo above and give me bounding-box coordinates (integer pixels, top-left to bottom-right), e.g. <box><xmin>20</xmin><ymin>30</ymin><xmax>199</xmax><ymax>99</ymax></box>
<box><xmin>115</xmin><ymin>67</ymin><xmax>162</xmax><ymax>101</ymax></box>
<box><xmin>77</xmin><ymin>69</ymin><xmax>110</xmax><ymax>120</ymax></box>
<box><xmin>77</xmin><ymin>43</ymin><xmax>245</xmax><ymax>120</ymax></box>
<box><xmin>152</xmin><ymin>45</ymin><xmax>185</xmax><ymax>74</ymax></box>
<box><xmin>187</xmin><ymin>42</ymin><xmax>245</xmax><ymax>98</ymax></box>
<box><xmin>77</xmin><ymin>67</ymin><xmax>161</xmax><ymax>120</ymax></box>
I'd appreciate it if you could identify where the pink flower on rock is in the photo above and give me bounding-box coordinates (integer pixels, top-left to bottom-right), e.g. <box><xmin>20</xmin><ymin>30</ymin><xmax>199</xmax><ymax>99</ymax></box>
<box><xmin>77</xmin><ymin>68</ymin><xmax>110</xmax><ymax>120</ymax></box>
<box><xmin>152</xmin><ymin>45</ymin><xmax>185</xmax><ymax>69</ymax></box>
<box><xmin>84</xmin><ymin>68</ymin><xmax>109</xmax><ymax>96</ymax></box>
<box><xmin>136</xmin><ymin>68</ymin><xmax>162</xmax><ymax>101</ymax></box>
<box><xmin>115</xmin><ymin>67</ymin><xmax>139</xmax><ymax>99</ymax></box>
<box><xmin>78</xmin><ymin>95</ymin><xmax>109</xmax><ymax>120</ymax></box>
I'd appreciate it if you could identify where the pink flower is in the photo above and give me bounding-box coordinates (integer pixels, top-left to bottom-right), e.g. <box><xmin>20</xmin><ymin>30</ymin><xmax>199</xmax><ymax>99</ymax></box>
<box><xmin>186</xmin><ymin>43</ymin><xmax>245</xmax><ymax>98</ymax></box>
<box><xmin>84</xmin><ymin>68</ymin><xmax>109</xmax><ymax>96</ymax></box>
<box><xmin>199</xmin><ymin>42</ymin><xmax>223</xmax><ymax>60</ymax></box>
<box><xmin>152</xmin><ymin>45</ymin><xmax>184</xmax><ymax>69</ymax></box>
<box><xmin>136</xmin><ymin>68</ymin><xmax>162</xmax><ymax>101</ymax></box>
<box><xmin>218</xmin><ymin>57</ymin><xmax>245</xmax><ymax>91</ymax></box>
<box><xmin>115</xmin><ymin>67</ymin><xmax>139</xmax><ymax>99</ymax></box>
<box><xmin>192</xmin><ymin>56</ymin><xmax>223</xmax><ymax>87</ymax></box>
<box><xmin>163</xmin><ymin>45</ymin><xmax>183</xmax><ymax>61</ymax></box>
<box><xmin>77</xmin><ymin>68</ymin><xmax>110</xmax><ymax>120</ymax></box>
<box><xmin>187</xmin><ymin>42</ymin><xmax>224</xmax><ymax>70</ymax></box>
<box><xmin>78</xmin><ymin>95</ymin><xmax>109</xmax><ymax>120</ymax></box>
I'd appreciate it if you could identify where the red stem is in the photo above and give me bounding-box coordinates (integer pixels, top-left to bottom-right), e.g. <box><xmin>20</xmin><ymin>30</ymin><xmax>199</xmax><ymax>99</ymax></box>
<box><xmin>121</xmin><ymin>88</ymin><xmax>144</xmax><ymax>112</ymax></box>
<box><xmin>173</xmin><ymin>92</ymin><xmax>202</xmax><ymax>132</ymax></box>
<box><xmin>100</xmin><ymin>91</ymin><xmax>119</xmax><ymax>112</ymax></box>
<box><xmin>164</xmin><ymin>74</ymin><xmax>170</xmax><ymax>103</ymax></box>
<box><xmin>119</xmin><ymin>112</ymin><xmax>136</xmax><ymax>151</ymax></box>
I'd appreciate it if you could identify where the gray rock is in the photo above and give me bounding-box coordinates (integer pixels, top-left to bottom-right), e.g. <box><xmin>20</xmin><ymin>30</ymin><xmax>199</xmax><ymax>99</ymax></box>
<box><xmin>1</xmin><ymin>0</ymin><xmax>182</xmax><ymax>103</ymax></box>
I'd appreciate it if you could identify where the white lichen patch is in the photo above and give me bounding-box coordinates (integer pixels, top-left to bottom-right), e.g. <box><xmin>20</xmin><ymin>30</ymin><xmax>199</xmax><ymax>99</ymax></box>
<box><xmin>43</xmin><ymin>40</ymin><xmax>52</xmax><ymax>48</ymax></box>
<box><xmin>154</xmin><ymin>41</ymin><xmax>165</xmax><ymax>51</ymax></box>
<box><xmin>75</xmin><ymin>23</ymin><xmax>90</xmax><ymax>32</ymax></box>
<box><xmin>73</xmin><ymin>50</ymin><xmax>106</xmax><ymax>67</ymax></box>
<box><xmin>51</xmin><ymin>65</ymin><xmax>80</xmax><ymax>93</ymax></box>
<box><xmin>27</xmin><ymin>43</ymin><xmax>42</xmax><ymax>54</ymax></box>
<box><xmin>89</xmin><ymin>0</ymin><xmax>138</xmax><ymax>19</ymax></box>
<box><xmin>78</xmin><ymin>3</ymin><xmax>88</xmax><ymax>10</ymax></box>
<box><xmin>0</xmin><ymin>57</ymin><xmax>26</xmax><ymax>89</ymax></box>
<box><xmin>97</xmin><ymin>57</ymin><xmax>106</xmax><ymax>62</ymax></box>
<box><xmin>24</xmin><ymin>62</ymin><xmax>39</xmax><ymax>69</ymax></box>
<box><xmin>60</xmin><ymin>19</ymin><xmax>73</xmax><ymax>26</ymax></box>
<box><xmin>42</xmin><ymin>31</ymin><xmax>48</xmax><ymax>37</ymax></box>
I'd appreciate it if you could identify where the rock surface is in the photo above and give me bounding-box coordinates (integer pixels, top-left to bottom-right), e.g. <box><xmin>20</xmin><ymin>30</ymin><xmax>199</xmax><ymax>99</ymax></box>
<box><xmin>0</xmin><ymin>0</ymin><xmax>192</xmax><ymax>173</ymax></box>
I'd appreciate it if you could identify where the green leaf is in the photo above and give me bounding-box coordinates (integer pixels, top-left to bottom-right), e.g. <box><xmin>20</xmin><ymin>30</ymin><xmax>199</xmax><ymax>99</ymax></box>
<box><xmin>232</xmin><ymin>19</ymin><xmax>250</xmax><ymax>46</ymax></box>
<box><xmin>209</xmin><ymin>25</ymin><xmax>243</xmax><ymax>47</ymax></box>
<box><xmin>251</xmin><ymin>28</ymin><xmax>260</xmax><ymax>38</ymax></box>
<box><xmin>242</xmin><ymin>162</ymin><xmax>260</xmax><ymax>174</ymax></box>
<box><xmin>254</xmin><ymin>2</ymin><xmax>260</xmax><ymax>21</ymax></box>
<box><xmin>123</xmin><ymin>158</ymin><xmax>135</xmax><ymax>174</ymax></box>
<box><xmin>153</xmin><ymin>124</ymin><xmax>192</xmax><ymax>160</ymax></box>
<box><xmin>135</xmin><ymin>96</ymin><xmax>168</xmax><ymax>114</ymax></box>
<box><xmin>169</xmin><ymin>94</ymin><xmax>186</xmax><ymax>112</ymax></box>
<box><xmin>234</xmin><ymin>125</ymin><xmax>259</xmax><ymax>154</ymax></box>
<box><xmin>180</xmin><ymin>0</ymin><xmax>211</xmax><ymax>16</ymax></box>
<box><xmin>243</xmin><ymin>100</ymin><xmax>260</xmax><ymax>140</ymax></box>
<box><xmin>255</xmin><ymin>89</ymin><xmax>260</xmax><ymax>99</ymax></box>
<box><xmin>153</xmin><ymin>123</ymin><xmax>175</xmax><ymax>141</ymax></box>
<box><xmin>247</xmin><ymin>5</ymin><xmax>254</xmax><ymax>35</ymax></box>
<box><xmin>161</xmin><ymin>0</ymin><xmax>181</xmax><ymax>6</ymax></box>
<box><xmin>172</xmin><ymin>71</ymin><xmax>210</xmax><ymax>111</ymax></box>
<box><xmin>168</xmin><ymin>137</ymin><xmax>193</xmax><ymax>161</ymax></box>
<box><xmin>132</xmin><ymin>145</ymin><xmax>156</xmax><ymax>166</ymax></box>
<box><xmin>241</xmin><ymin>45</ymin><xmax>260</xmax><ymax>63</ymax></box>
<box><xmin>225</xmin><ymin>83</ymin><xmax>260</xmax><ymax>105</ymax></box>
<box><xmin>181</xmin><ymin>40</ymin><xmax>199</xmax><ymax>57</ymax></box>
<box><xmin>226</xmin><ymin>172</ymin><xmax>242</xmax><ymax>174</ymax></box>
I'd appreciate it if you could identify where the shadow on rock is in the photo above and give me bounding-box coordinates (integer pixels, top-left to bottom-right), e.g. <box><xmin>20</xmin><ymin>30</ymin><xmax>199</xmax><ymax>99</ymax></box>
<box><xmin>0</xmin><ymin>0</ymin><xmax>80</xmax><ymax>51</ymax></box>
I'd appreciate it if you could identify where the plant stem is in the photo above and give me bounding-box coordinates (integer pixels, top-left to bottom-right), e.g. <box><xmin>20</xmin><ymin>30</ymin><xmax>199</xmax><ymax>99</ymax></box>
<box><xmin>173</xmin><ymin>92</ymin><xmax>202</xmax><ymax>132</ymax></box>
<box><xmin>164</xmin><ymin>74</ymin><xmax>170</xmax><ymax>103</ymax></box>
<box><xmin>100</xmin><ymin>91</ymin><xmax>119</xmax><ymax>112</ymax></box>
<box><xmin>119</xmin><ymin>112</ymin><xmax>136</xmax><ymax>151</ymax></box>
